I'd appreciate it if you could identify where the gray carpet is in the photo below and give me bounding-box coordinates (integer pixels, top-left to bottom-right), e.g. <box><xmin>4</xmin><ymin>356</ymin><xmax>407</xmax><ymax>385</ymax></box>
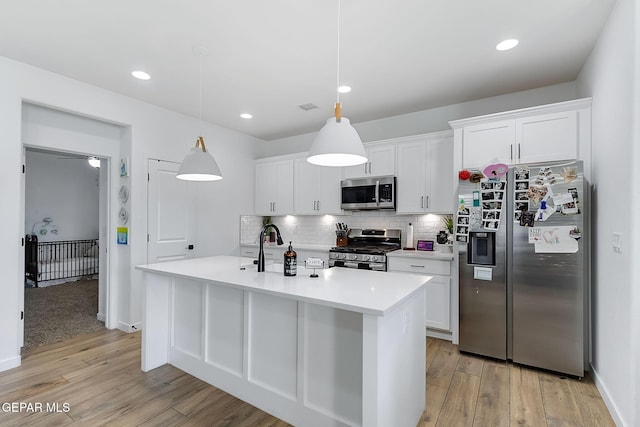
<box><xmin>24</xmin><ymin>279</ymin><xmax>105</xmax><ymax>350</ymax></box>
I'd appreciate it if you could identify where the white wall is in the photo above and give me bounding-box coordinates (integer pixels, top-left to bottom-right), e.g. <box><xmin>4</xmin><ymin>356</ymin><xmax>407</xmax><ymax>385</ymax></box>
<box><xmin>0</xmin><ymin>56</ymin><xmax>259</xmax><ymax>371</ymax></box>
<box><xmin>576</xmin><ymin>0</ymin><xmax>638</xmax><ymax>425</ymax></box>
<box><xmin>258</xmin><ymin>82</ymin><xmax>578</xmax><ymax>158</ymax></box>
<box><xmin>25</xmin><ymin>150</ymin><xmax>100</xmax><ymax>242</ymax></box>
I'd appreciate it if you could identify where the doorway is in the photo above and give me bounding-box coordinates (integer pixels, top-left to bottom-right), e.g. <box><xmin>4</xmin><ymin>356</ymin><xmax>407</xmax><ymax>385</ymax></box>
<box><xmin>22</xmin><ymin>148</ymin><xmax>108</xmax><ymax>350</ymax></box>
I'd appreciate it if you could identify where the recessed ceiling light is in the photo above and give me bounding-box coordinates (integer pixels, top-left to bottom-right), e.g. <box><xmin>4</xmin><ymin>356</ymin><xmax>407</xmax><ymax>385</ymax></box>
<box><xmin>240</xmin><ymin>113</ymin><xmax>253</xmax><ymax>119</ymax></box>
<box><xmin>338</xmin><ymin>85</ymin><xmax>351</xmax><ymax>93</ymax></box>
<box><xmin>496</xmin><ymin>39</ymin><xmax>519</xmax><ymax>51</ymax></box>
<box><xmin>131</xmin><ymin>70</ymin><xmax>151</xmax><ymax>80</ymax></box>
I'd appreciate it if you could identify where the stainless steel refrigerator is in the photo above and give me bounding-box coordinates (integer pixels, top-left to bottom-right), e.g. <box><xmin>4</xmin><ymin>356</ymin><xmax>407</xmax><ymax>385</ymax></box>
<box><xmin>457</xmin><ymin>160</ymin><xmax>588</xmax><ymax>377</ymax></box>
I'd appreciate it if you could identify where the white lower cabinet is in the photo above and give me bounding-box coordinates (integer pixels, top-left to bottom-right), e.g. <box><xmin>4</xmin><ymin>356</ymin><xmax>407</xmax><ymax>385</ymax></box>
<box><xmin>388</xmin><ymin>256</ymin><xmax>452</xmax><ymax>336</ymax></box>
<box><xmin>240</xmin><ymin>245</ymin><xmax>284</xmax><ymax>261</ymax></box>
<box><xmin>240</xmin><ymin>246</ymin><xmax>329</xmax><ymax>266</ymax></box>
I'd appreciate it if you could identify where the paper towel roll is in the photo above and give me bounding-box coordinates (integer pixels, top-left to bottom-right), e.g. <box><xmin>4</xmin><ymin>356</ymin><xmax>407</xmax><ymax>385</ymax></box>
<box><xmin>405</xmin><ymin>223</ymin><xmax>414</xmax><ymax>249</ymax></box>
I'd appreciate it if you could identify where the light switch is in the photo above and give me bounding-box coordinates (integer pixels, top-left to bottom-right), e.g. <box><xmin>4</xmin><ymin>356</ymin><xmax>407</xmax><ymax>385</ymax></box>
<box><xmin>612</xmin><ymin>232</ymin><xmax>622</xmax><ymax>253</ymax></box>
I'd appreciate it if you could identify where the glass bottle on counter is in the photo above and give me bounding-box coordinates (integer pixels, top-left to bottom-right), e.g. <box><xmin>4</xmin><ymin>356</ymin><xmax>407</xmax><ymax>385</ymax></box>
<box><xmin>284</xmin><ymin>241</ymin><xmax>297</xmax><ymax>276</ymax></box>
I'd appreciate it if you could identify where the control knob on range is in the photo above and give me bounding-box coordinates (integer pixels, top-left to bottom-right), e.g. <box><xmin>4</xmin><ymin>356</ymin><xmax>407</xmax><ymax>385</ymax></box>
<box><xmin>370</xmin><ymin>255</ymin><xmax>379</xmax><ymax>262</ymax></box>
<box><xmin>347</xmin><ymin>254</ymin><xmax>358</xmax><ymax>261</ymax></box>
<box><xmin>362</xmin><ymin>255</ymin><xmax>370</xmax><ymax>261</ymax></box>
<box><xmin>338</xmin><ymin>253</ymin><xmax>346</xmax><ymax>260</ymax></box>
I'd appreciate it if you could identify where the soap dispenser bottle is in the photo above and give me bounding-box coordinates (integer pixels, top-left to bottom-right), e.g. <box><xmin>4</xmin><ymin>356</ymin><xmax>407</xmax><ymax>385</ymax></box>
<box><xmin>284</xmin><ymin>241</ymin><xmax>297</xmax><ymax>276</ymax></box>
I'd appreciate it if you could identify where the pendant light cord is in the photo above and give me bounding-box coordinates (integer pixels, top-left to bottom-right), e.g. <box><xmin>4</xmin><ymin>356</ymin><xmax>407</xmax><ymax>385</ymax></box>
<box><xmin>199</xmin><ymin>51</ymin><xmax>203</xmax><ymax>137</ymax></box>
<box><xmin>336</xmin><ymin>0</ymin><xmax>341</xmax><ymax>106</ymax></box>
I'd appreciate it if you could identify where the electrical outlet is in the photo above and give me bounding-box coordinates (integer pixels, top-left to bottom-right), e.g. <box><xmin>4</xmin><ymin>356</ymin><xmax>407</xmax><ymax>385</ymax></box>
<box><xmin>612</xmin><ymin>232</ymin><xmax>622</xmax><ymax>253</ymax></box>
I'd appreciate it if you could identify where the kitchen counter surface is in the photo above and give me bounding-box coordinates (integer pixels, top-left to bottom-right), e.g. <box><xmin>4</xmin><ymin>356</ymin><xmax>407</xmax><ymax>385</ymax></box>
<box><xmin>387</xmin><ymin>249</ymin><xmax>455</xmax><ymax>261</ymax></box>
<box><xmin>136</xmin><ymin>255</ymin><xmax>429</xmax><ymax>316</ymax></box>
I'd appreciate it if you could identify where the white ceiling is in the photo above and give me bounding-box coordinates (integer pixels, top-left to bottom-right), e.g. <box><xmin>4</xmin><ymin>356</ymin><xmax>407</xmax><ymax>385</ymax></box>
<box><xmin>0</xmin><ymin>0</ymin><xmax>615</xmax><ymax>141</ymax></box>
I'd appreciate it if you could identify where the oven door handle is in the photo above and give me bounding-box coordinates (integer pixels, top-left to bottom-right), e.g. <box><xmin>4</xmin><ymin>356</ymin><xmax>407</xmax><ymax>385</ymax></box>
<box><xmin>375</xmin><ymin>180</ymin><xmax>380</xmax><ymax>206</ymax></box>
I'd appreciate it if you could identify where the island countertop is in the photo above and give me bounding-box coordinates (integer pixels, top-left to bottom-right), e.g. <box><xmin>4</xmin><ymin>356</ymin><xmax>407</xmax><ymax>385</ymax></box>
<box><xmin>136</xmin><ymin>255</ymin><xmax>430</xmax><ymax>316</ymax></box>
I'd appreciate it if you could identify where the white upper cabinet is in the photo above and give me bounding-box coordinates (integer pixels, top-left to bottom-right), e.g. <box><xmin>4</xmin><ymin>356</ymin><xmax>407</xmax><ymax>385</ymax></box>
<box><xmin>452</xmin><ymin>99</ymin><xmax>590</xmax><ymax>169</ymax></box>
<box><xmin>343</xmin><ymin>142</ymin><xmax>396</xmax><ymax>179</ymax></box>
<box><xmin>516</xmin><ymin>111</ymin><xmax>577</xmax><ymax>163</ymax></box>
<box><xmin>255</xmin><ymin>158</ymin><xmax>294</xmax><ymax>215</ymax></box>
<box><xmin>461</xmin><ymin>120</ymin><xmax>515</xmax><ymax>168</ymax></box>
<box><xmin>396</xmin><ymin>132</ymin><xmax>453</xmax><ymax>214</ymax></box>
<box><xmin>293</xmin><ymin>157</ymin><xmax>342</xmax><ymax>215</ymax></box>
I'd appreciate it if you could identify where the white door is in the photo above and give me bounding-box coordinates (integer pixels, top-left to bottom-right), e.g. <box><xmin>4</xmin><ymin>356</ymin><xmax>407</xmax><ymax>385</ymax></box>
<box><xmin>147</xmin><ymin>160</ymin><xmax>197</xmax><ymax>263</ymax></box>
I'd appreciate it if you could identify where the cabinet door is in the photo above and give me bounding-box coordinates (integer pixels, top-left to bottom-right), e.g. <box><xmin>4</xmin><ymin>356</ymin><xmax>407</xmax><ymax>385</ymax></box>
<box><xmin>293</xmin><ymin>158</ymin><xmax>319</xmax><ymax>215</ymax></box>
<box><xmin>462</xmin><ymin>120</ymin><xmax>515</xmax><ymax>168</ymax></box>
<box><xmin>343</xmin><ymin>143</ymin><xmax>396</xmax><ymax>178</ymax></box>
<box><xmin>425</xmin><ymin>275</ymin><xmax>450</xmax><ymax>331</ymax></box>
<box><xmin>255</xmin><ymin>159</ymin><xmax>293</xmax><ymax>215</ymax></box>
<box><xmin>272</xmin><ymin>160</ymin><xmax>294</xmax><ymax>215</ymax></box>
<box><xmin>255</xmin><ymin>162</ymin><xmax>275</xmax><ymax>215</ymax></box>
<box><xmin>294</xmin><ymin>158</ymin><xmax>342</xmax><ymax>215</ymax></box>
<box><xmin>316</xmin><ymin>165</ymin><xmax>342</xmax><ymax>214</ymax></box>
<box><xmin>516</xmin><ymin>111</ymin><xmax>577</xmax><ymax>163</ymax></box>
<box><xmin>426</xmin><ymin>137</ymin><xmax>453</xmax><ymax>213</ymax></box>
<box><xmin>396</xmin><ymin>140</ymin><xmax>426</xmax><ymax>213</ymax></box>
<box><xmin>367</xmin><ymin>144</ymin><xmax>396</xmax><ymax>176</ymax></box>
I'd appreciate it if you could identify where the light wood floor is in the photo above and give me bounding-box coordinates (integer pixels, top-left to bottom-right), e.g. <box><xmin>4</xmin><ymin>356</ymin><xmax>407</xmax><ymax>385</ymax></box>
<box><xmin>423</xmin><ymin>338</ymin><xmax>615</xmax><ymax>427</ymax></box>
<box><xmin>0</xmin><ymin>329</ymin><xmax>614</xmax><ymax>426</ymax></box>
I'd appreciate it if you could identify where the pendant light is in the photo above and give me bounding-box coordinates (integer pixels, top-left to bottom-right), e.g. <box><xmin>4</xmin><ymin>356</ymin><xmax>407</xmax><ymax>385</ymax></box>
<box><xmin>176</xmin><ymin>47</ymin><xmax>223</xmax><ymax>181</ymax></box>
<box><xmin>307</xmin><ymin>0</ymin><xmax>367</xmax><ymax>167</ymax></box>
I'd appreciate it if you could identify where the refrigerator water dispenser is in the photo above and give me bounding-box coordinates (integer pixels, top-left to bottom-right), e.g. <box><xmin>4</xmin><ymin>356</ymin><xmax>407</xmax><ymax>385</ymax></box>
<box><xmin>467</xmin><ymin>232</ymin><xmax>496</xmax><ymax>266</ymax></box>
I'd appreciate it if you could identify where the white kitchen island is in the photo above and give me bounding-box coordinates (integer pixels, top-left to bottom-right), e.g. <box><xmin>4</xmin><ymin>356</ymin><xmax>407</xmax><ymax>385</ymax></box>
<box><xmin>136</xmin><ymin>256</ymin><xmax>429</xmax><ymax>427</ymax></box>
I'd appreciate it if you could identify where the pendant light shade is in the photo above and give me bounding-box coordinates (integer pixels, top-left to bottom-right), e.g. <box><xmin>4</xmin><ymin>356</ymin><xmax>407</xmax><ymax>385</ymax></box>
<box><xmin>177</xmin><ymin>47</ymin><xmax>223</xmax><ymax>181</ymax></box>
<box><xmin>306</xmin><ymin>0</ymin><xmax>367</xmax><ymax>167</ymax></box>
<box><xmin>307</xmin><ymin>113</ymin><xmax>366</xmax><ymax>167</ymax></box>
<box><xmin>176</xmin><ymin>137</ymin><xmax>223</xmax><ymax>181</ymax></box>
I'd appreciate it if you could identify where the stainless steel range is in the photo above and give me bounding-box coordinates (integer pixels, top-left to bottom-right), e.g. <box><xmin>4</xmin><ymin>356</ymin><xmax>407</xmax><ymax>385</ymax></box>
<box><xmin>329</xmin><ymin>228</ymin><xmax>401</xmax><ymax>271</ymax></box>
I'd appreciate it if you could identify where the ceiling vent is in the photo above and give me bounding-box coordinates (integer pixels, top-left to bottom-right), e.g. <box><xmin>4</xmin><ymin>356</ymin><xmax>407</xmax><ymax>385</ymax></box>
<box><xmin>298</xmin><ymin>103</ymin><xmax>318</xmax><ymax>111</ymax></box>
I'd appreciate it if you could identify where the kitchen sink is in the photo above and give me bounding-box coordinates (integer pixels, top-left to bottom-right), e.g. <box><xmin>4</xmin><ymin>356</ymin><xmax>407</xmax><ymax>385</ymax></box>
<box><xmin>239</xmin><ymin>261</ymin><xmax>319</xmax><ymax>277</ymax></box>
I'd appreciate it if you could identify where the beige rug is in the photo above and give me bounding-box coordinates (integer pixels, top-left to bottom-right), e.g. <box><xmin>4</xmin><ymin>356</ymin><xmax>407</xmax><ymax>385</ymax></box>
<box><xmin>23</xmin><ymin>279</ymin><xmax>105</xmax><ymax>350</ymax></box>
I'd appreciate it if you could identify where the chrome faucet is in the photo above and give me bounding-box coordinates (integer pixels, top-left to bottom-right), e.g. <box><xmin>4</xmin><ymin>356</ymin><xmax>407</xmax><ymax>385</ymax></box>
<box><xmin>258</xmin><ymin>223</ymin><xmax>284</xmax><ymax>272</ymax></box>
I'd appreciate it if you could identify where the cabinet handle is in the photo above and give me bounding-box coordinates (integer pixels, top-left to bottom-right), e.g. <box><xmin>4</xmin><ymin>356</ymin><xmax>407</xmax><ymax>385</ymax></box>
<box><xmin>368</xmin><ymin>162</ymin><xmax>372</xmax><ymax>174</ymax></box>
<box><xmin>316</xmin><ymin>200</ymin><xmax>320</xmax><ymax>211</ymax></box>
<box><xmin>426</xmin><ymin>196</ymin><xmax>430</xmax><ymax>209</ymax></box>
<box><xmin>518</xmin><ymin>143</ymin><xmax>521</xmax><ymax>161</ymax></box>
<box><xmin>364</xmin><ymin>163</ymin><xmax>368</xmax><ymax>174</ymax></box>
<box><xmin>410</xmin><ymin>264</ymin><xmax>425</xmax><ymax>268</ymax></box>
<box><xmin>421</xmin><ymin>196</ymin><xmax>424</xmax><ymax>208</ymax></box>
<box><xmin>510</xmin><ymin>144</ymin><xmax>513</xmax><ymax>161</ymax></box>
<box><xmin>313</xmin><ymin>201</ymin><xmax>316</xmax><ymax>210</ymax></box>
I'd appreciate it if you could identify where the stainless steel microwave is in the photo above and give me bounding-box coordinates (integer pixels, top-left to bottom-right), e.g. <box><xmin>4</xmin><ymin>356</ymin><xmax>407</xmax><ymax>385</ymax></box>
<box><xmin>341</xmin><ymin>176</ymin><xmax>396</xmax><ymax>210</ymax></box>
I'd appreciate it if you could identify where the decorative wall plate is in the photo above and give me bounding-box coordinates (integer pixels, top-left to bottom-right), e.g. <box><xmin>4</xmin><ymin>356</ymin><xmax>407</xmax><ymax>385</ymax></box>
<box><xmin>119</xmin><ymin>185</ymin><xmax>129</xmax><ymax>203</ymax></box>
<box><xmin>119</xmin><ymin>207</ymin><xmax>129</xmax><ymax>225</ymax></box>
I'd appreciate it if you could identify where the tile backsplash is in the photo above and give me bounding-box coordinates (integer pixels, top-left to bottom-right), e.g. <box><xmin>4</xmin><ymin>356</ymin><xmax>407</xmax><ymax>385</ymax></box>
<box><xmin>240</xmin><ymin>212</ymin><xmax>453</xmax><ymax>249</ymax></box>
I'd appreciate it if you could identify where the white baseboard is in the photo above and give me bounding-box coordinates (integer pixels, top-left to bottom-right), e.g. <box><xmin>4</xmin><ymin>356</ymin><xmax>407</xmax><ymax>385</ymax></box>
<box><xmin>590</xmin><ymin>363</ymin><xmax>627</xmax><ymax>427</ymax></box>
<box><xmin>0</xmin><ymin>355</ymin><xmax>21</xmax><ymax>373</ymax></box>
<box><xmin>426</xmin><ymin>328</ymin><xmax>453</xmax><ymax>341</ymax></box>
<box><xmin>117</xmin><ymin>321</ymin><xmax>142</xmax><ymax>333</ymax></box>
